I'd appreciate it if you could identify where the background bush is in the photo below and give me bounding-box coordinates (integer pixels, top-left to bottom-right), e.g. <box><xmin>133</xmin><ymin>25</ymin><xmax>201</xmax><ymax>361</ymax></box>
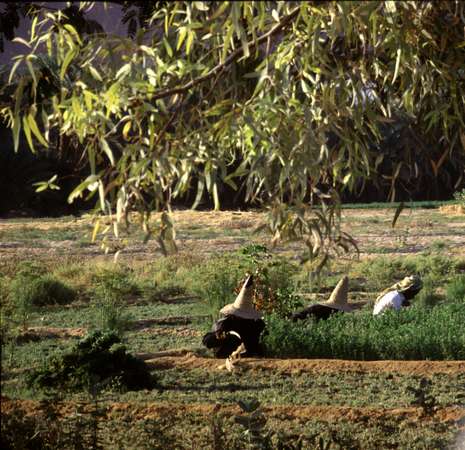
<box><xmin>90</xmin><ymin>268</ymin><xmax>136</xmax><ymax>335</ymax></box>
<box><xmin>10</xmin><ymin>275</ymin><xmax>76</xmax><ymax>308</ymax></box>
<box><xmin>189</xmin><ymin>246</ymin><xmax>299</xmax><ymax>322</ymax></box>
<box><xmin>189</xmin><ymin>253</ymin><xmax>253</xmax><ymax>322</ymax></box>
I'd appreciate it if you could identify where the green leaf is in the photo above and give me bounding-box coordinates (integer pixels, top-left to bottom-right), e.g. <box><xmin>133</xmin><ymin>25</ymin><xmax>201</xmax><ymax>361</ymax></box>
<box><xmin>68</xmin><ymin>175</ymin><xmax>100</xmax><ymax>204</ymax></box>
<box><xmin>12</xmin><ymin>37</ymin><xmax>31</xmax><ymax>47</ymax></box>
<box><xmin>12</xmin><ymin>116</ymin><xmax>21</xmax><ymax>153</ymax></box>
<box><xmin>186</xmin><ymin>30</ymin><xmax>195</xmax><ymax>55</ymax></box>
<box><xmin>115</xmin><ymin>63</ymin><xmax>131</xmax><ymax>80</ymax></box>
<box><xmin>28</xmin><ymin>114</ymin><xmax>48</xmax><ymax>147</ymax></box>
<box><xmin>63</xmin><ymin>24</ymin><xmax>83</xmax><ymax>46</ymax></box>
<box><xmin>8</xmin><ymin>58</ymin><xmax>23</xmax><ymax>84</ymax></box>
<box><xmin>100</xmin><ymin>138</ymin><xmax>115</xmax><ymax>166</ymax></box>
<box><xmin>392</xmin><ymin>47</ymin><xmax>401</xmax><ymax>85</ymax></box>
<box><xmin>177</xmin><ymin>27</ymin><xmax>187</xmax><ymax>51</ymax></box>
<box><xmin>25</xmin><ymin>56</ymin><xmax>37</xmax><ymax>87</ymax></box>
<box><xmin>192</xmin><ymin>178</ymin><xmax>205</xmax><ymax>210</ymax></box>
<box><xmin>88</xmin><ymin>65</ymin><xmax>103</xmax><ymax>81</ymax></box>
<box><xmin>163</xmin><ymin>37</ymin><xmax>173</xmax><ymax>57</ymax></box>
<box><xmin>212</xmin><ymin>182</ymin><xmax>220</xmax><ymax>211</ymax></box>
<box><xmin>22</xmin><ymin>115</ymin><xmax>34</xmax><ymax>153</ymax></box>
<box><xmin>60</xmin><ymin>48</ymin><xmax>77</xmax><ymax>80</ymax></box>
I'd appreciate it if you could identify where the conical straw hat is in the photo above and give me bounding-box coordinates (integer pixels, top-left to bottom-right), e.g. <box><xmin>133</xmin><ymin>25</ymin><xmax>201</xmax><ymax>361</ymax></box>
<box><xmin>374</xmin><ymin>275</ymin><xmax>423</xmax><ymax>305</ymax></box>
<box><xmin>220</xmin><ymin>275</ymin><xmax>263</xmax><ymax>320</ymax></box>
<box><xmin>319</xmin><ymin>275</ymin><xmax>353</xmax><ymax>312</ymax></box>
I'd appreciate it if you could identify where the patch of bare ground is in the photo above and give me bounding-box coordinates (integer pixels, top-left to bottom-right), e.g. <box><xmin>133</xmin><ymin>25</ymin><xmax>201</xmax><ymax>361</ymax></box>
<box><xmin>1</xmin><ymin>208</ymin><xmax>465</xmax><ymax>260</ymax></box>
<box><xmin>1</xmin><ymin>397</ymin><xmax>463</xmax><ymax>424</ymax></box>
<box><xmin>15</xmin><ymin>327</ymin><xmax>87</xmax><ymax>343</ymax></box>
<box><xmin>14</xmin><ymin>320</ymin><xmax>205</xmax><ymax>343</ymax></box>
<box><xmin>139</xmin><ymin>354</ymin><xmax>465</xmax><ymax>376</ymax></box>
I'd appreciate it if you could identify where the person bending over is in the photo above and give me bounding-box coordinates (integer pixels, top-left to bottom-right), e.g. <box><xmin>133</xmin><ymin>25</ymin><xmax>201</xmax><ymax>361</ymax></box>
<box><xmin>373</xmin><ymin>275</ymin><xmax>422</xmax><ymax>316</ymax></box>
<box><xmin>291</xmin><ymin>276</ymin><xmax>354</xmax><ymax>321</ymax></box>
<box><xmin>202</xmin><ymin>274</ymin><xmax>265</xmax><ymax>358</ymax></box>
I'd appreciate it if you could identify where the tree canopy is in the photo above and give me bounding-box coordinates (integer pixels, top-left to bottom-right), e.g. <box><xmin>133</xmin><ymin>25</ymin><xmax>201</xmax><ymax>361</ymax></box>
<box><xmin>1</xmin><ymin>1</ymin><xmax>464</xmax><ymax>264</ymax></box>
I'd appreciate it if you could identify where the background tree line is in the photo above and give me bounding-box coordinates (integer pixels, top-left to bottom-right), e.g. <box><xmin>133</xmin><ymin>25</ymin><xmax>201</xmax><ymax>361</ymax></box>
<box><xmin>1</xmin><ymin>1</ymin><xmax>464</xmax><ymax>261</ymax></box>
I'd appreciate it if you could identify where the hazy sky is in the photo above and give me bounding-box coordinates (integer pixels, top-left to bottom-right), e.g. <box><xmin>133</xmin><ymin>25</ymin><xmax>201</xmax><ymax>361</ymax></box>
<box><xmin>0</xmin><ymin>2</ymin><xmax>127</xmax><ymax>65</ymax></box>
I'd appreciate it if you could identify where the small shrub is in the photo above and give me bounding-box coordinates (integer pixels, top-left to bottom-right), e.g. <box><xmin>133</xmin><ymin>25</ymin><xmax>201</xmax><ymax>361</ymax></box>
<box><xmin>90</xmin><ymin>267</ymin><xmax>140</xmax><ymax>300</ymax></box>
<box><xmin>190</xmin><ymin>254</ymin><xmax>252</xmax><ymax>321</ymax></box>
<box><xmin>27</xmin><ymin>330</ymin><xmax>156</xmax><ymax>392</ymax></box>
<box><xmin>91</xmin><ymin>268</ymin><xmax>135</xmax><ymax>335</ymax></box>
<box><xmin>10</xmin><ymin>274</ymin><xmax>76</xmax><ymax>326</ymax></box>
<box><xmin>357</xmin><ymin>257</ymin><xmax>404</xmax><ymax>291</ymax></box>
<box><xmin>142</xmin><ymin>281</ymin><xmax>187</xmax><ymax>303</ymax></box>
<box><xmin>446</xmin><ymin>275</ymin><xmax>465</xmax><ymax>302</ymax></box>
<box><xmin>357</xmin><ymin>255</ymin><xmax>460</xmax><ymax>292</ymax></box>
<box><xmin>190</xmin><ymin>249</ymin><xmax>299</xmax><ymax>321</ymax></box>
<box><xmin>430</xmin><ymin>240</ymin><xmax>447</xmax><ymax>252</ymax></box>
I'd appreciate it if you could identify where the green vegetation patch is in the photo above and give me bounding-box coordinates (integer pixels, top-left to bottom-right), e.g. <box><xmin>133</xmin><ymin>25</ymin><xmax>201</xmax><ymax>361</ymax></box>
<box><xmin>10</xmin><ymin>275</ymin><xmax>76</xmax><ymax>308</ymax></box>
<box><xmin>27</xmin><ymin>331</ymin><xmax>156</xmax><ymax>392</ymax></box>
<box><xmin>446</xmin><ymin>275</ymin><xmax>465</xmax><ymax>302</ymax></box>
<box><xmin>263</xmin><ymin>302</ymin><xmax>465</xmax><ymax>360</ymax></box>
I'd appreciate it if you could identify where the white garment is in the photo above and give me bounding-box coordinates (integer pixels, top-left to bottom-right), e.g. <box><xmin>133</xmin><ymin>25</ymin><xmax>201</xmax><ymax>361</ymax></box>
<box><xmin>373</xmin><ymin>290</ymin><xmax>406</xmax><ymax>316</ymax></box>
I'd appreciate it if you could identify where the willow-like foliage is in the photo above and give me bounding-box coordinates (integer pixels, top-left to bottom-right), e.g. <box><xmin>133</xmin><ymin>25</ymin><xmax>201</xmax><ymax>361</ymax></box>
<box><xmin>1</xmin><ymin>1</ymin><xmax>464</xmax><ymax>264</ymax></box>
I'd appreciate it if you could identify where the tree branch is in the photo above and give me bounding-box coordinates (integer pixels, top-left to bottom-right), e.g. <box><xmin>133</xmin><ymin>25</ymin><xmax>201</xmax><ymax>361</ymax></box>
<box><xmin>148</xmin><ymin>6</ymin><xmax>301</xmax><ymax>102</ymax></box>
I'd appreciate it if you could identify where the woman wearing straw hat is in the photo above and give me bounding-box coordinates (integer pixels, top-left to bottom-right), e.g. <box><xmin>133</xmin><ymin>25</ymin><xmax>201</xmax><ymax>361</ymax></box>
<box><xmin>373</xmin><ymin>275</ymin><xmax>423</xmax><ymax>316</ymax></box>
<box><xmin>202</xmin><ymin>274</ymin><xmax>265</xmax><ymax>358</ymax></box>
<box><xmin>291</xmin><ymin>275</ymin><xmax>354</xmax><ymax>321</ymax></box>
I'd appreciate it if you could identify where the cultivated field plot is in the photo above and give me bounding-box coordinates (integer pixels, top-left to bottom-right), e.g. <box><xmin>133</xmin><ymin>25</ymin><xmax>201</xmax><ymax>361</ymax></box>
<box><xmin>1</xmin><ymin>206</ymin><xmax>465</xmax><ymax>449</ymax></box>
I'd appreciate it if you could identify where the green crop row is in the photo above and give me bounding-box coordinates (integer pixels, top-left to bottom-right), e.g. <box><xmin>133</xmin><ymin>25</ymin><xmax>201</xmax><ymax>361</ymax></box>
<box><xmin>263</xmin><ymin>277</ymin><xmax>465</xmax><ymax>360</ymax></box>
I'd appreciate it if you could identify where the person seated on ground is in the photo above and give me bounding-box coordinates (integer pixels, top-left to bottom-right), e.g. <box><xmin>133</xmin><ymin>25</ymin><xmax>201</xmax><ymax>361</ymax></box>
<box><xmin>291</xmin><ymin>276</ymin><xmax>354</xmax><ymax>321</ymax></box>
<box><xmin>202</xmin><ymin>274</ymin><xmax>265</xmax><ymax>358</ymax></box>
<box><xmin>372</xmin><ymin>275</ymin><xmax>423</xmax><ymax>316</ymax></box>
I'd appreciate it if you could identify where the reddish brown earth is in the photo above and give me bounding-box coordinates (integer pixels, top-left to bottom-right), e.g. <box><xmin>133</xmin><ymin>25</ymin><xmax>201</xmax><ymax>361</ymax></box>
<box><xmin>2</xmin><ymin>397</ymin><xmax>464</xmax><ymax>425</ymax></box>
<box><xmin>141</xmin><ymin>353</ymin><xmax>465</xmax><ymax>376</ymax></box>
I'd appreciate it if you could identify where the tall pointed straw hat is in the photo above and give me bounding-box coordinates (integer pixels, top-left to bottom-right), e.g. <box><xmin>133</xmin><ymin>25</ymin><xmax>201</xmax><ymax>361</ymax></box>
<box><xmin>318</xmin><ymin>275</ymin><xmax>354</xmax><ymax>312</ymax></box>
<box><xmin>220</xmin><ymin>275</ymin><xmax>263</xmax><ymax>320</ymax></box>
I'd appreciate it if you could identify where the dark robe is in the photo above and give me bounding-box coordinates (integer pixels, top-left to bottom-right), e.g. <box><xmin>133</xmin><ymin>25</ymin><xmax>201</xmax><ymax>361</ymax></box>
<box><xmin>291</xmin><ymin>304</ymin><xmax>341</xmax><ymax>322</ymax></box>
<box><xmin>202</xmin><ymin>315</ymin><xmax>265</xmax><ymax>358</ymax></box>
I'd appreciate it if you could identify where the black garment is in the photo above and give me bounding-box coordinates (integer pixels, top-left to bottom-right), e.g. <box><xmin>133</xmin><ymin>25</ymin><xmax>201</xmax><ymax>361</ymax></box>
<box><xmin>202</xmin><ymin>315</ymin><xmax>265</xmax><ymax>358</ymax></box>
<box><xmin>291</xmin><ymin>304</ymin><xmax>341</xmax><ymax>322</ymax></box>
<box><xmin>202</xmin><ymin>331</ymin><xmax>242</xmax><ymax>358</ymax></box>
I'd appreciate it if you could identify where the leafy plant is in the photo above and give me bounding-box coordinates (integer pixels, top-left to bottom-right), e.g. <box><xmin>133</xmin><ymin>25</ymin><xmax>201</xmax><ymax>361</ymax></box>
<box><xmin>234</xmin><ymin>398</ymin><xmax>272</xmax><ymax>449</ymax></box>
<box><xmin>190</xmin><ymin>254</ymin><xmax>253</xmax><ymax>322</ymax></box>
<box><xmin>11</xmin><ymin>274</ymin><xmax>76</xmax><ymax>307</ymax></box>
<box><xmin>27</xmin><ymin>330</ymin><xmax>156</xmax><ymax>392</ymax></box>
<box><xmin>8</xmin><ymin>270</ymin><xmax>76</xmax><ymax>329</ymax></box>
<box><xmin>407</xmin><ymin>378</ymin><xmax>438</xmax><ymax>417</ymax></box>
<box><xmin>90</xmin><ymin>268</ymin><xmax>136</xmax><ymax>335</ymax></box>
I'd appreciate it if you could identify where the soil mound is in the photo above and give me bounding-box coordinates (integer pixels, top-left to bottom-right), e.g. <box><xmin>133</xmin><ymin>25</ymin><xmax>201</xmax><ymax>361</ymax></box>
<box><xmin>139</xmin><ymin>354</ymin><xmax>465</xmax><ymax>376</ymax></box>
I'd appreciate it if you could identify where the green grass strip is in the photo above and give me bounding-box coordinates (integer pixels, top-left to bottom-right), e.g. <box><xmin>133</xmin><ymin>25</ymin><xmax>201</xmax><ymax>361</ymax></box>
<box><xmin>341</xmin><ymin>200</ymin><xmax>459</xmax><ymax>209</ymax></box>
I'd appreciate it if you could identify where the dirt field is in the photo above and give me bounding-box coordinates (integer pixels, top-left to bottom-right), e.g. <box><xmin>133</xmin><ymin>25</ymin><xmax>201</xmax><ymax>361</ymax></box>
<box><xmin>1</xmin><ymin>207</ymin><xmax>465</xmax><ymax>261</ymax></box>
<box><xmin>1</xmin><ymin>207</ymin><xmax>465</xmax><ymax>448</ymax></box>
